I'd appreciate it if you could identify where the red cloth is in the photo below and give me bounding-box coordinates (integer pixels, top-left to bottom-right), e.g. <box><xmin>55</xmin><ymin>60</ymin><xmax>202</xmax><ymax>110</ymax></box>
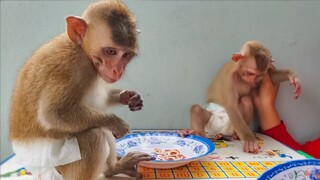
<box><xmin>261</xmin><ymin>121</ymin><xmax>320</xmax><ymax>159</ymax></box>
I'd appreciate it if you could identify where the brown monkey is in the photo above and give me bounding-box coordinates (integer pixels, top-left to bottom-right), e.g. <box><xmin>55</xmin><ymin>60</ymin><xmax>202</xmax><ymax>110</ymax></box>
<box><xmin>9</xmin><ymin>1</ymin><xmax>152</xmax><ymax>179</ymax></box>
<box><xmin>178</xmin><ymin>40</ymin><xmax>301</xmax><ymax>154</ymax></box>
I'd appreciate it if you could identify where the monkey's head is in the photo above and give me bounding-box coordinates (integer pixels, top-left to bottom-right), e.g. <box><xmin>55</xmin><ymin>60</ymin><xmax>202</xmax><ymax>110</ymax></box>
<box><xmin>66</xmin><ymin>0</ymin><xmax>138</xmax><ymax>83</ymax></box>
<box><xmin>233</xmin><ymin>40</ymin><xmax>272</xmax><ymax>88</ymax></box>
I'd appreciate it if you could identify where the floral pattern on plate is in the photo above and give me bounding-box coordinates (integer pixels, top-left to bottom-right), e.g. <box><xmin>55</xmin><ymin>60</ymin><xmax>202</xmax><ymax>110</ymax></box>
<box><xmin>116</xmin><ymin>132</ymin><xmax>215</xmax><ymax>168</ymax></box>
<box><xmin>258</xmin><ymin>159</ymin><xmax>320</xmax><ymax>180</ymax></box>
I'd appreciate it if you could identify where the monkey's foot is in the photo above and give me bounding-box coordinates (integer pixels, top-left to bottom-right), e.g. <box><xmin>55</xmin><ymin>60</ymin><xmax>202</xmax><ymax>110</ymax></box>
<box><xmin>214</xmin><ymin>133</ymin><xmax>223</xmax><ymax>140</ymax></box>
<box><xmin>123</xmin><ymin>168</ymin><xmax>143</xmax><ymax>179</ymax></box>
<box><xmin>104</xmin><ymin>167</ymin><xmax>142</xmax><ymax>179</ymax></box>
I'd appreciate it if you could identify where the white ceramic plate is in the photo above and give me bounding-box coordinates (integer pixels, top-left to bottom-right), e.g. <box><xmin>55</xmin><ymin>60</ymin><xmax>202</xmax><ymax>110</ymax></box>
<box><xmin>258</xmin><ymin>159</ymin><xmax>320</xmax><ymax>180</ymax></box>
<box><xmin>116</xmin><ymin>132</ymin><xmax>215</xmax><ymax>169</ymax></box>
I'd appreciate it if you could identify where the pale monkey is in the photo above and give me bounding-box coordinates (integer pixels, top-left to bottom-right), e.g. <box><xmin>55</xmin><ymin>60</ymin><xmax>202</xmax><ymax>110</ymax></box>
<box><xmin>178</xmin><ymin>40</ymin><xmax>301</xmax><ymax>154</ymax></box>
<box><xmin>10</xmin><ymin>0</ymin><xmax>152</xmax><ymax>179</ymax></box>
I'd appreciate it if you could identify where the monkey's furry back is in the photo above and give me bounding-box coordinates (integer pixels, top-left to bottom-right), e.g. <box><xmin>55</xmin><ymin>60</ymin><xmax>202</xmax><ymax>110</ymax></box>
<box><xmin>9</xmin><ymin>33</ymin><xmax>96</xmax><ymax>141</ymax></box>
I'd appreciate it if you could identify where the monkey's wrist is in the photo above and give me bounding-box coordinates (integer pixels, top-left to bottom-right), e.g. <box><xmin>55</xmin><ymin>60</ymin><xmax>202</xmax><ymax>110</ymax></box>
<box><xmin>119</xmin><ymin>90</ymin><xmax>128</xmax><ymax>104</ymax></box>
<box><xmin>119</xmin><ymin>90</ymin><xmax>126</xmax><ymax>95</ymax></box>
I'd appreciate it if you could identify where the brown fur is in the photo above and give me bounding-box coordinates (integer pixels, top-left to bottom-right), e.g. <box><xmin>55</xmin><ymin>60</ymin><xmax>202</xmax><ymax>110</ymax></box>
<box><xmin>10</xmin><ymin>1</ymin><xmax>149</xmax><ymax>179</ymax></box>
<box><xmin>10</xmin><ymin>34</ymin><xmax>87</xmax><ymax>141</ymax></box>
<box><xmin>205</xmin><ymin>40</ymin><xmax>300</xmax><ymax>153</ymax></box>
<box><xmin>82</xmin><ymin>0</ymin><xmax>138</xmax><ymax>48</ymax></box>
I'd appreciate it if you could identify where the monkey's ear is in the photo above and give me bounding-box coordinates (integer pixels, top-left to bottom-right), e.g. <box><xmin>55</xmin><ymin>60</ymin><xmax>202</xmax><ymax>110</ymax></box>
<box><xmin>231</xmin><ymin>53</ymin><xmax>244</xmax><ymax>62</ymax></box>
<box><xmin>66</xmin><ymin>16</ymin><xmax>87</xmax><ymax>45</ymax></box>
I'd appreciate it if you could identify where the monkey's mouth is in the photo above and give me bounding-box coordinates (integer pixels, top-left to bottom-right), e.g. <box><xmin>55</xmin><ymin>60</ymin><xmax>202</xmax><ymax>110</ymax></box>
<box><xmin>107</xmin><ymin>78</ymin><xmax>116</xmax><ymax>83</ymax></box>
<box><xmin>253</xmin><ymin>81</ymin><xmax>262</xmax><ymax>88</ymax></box>
<box><xmin>251</xmin><ymin>84</ymin><xmax>258</xmax><ymax>89</ymax></box>
<box><xmin>103</xmin><ymin>75</ymin><xmax>117</xmax><ymax>83</ymax></box>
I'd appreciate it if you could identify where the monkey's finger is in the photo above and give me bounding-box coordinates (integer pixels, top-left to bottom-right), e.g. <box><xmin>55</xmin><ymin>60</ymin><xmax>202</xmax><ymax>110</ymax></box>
<box><xmin>124</xmin><ymin>90</ymin><xmax>136</xmax><ymax>97</ymax></box>
<box><xmin>129</xmin><ymin>97</ymin><xmax>143</xmax><ymax>105</ymax></box>
<box><xmin>129</xmin><ymin>102</ymin><xmax>143</xmax><ymax>109</ymax></box>
<box><xmin>248</xmin><ymin>143</ymin><xmax>254</xmax><ymax>153</ymax></box>
<box><xmin>243</xmin><ymin>141</ymin><xmax>257</xmax><ymax>154</ymax></box>
<box><xmin>123</xmin><ymin>169</ymin><xmax>142</xmax><ymax>179</ymax></box>
<box><xmin>135</xmin><ymin>152</ymin><xmax>154</xmax><ymax>159</ymax></box>
<box><xmin>187</xmin><ymin>129</ymin><xmax>197</xmax><ymax>135</ymax></box>
<box><xmin>231</xmin><ymin>131</ymin><xmax>240</xmax><ymax>140</ymax></box>
<box><xmin>252</xmin><ymin>143</ymin><xmax>260</xmax><ymax>154</ymax></box>
<box><xmin>130</xmin><ymin>93</ymin><xmax>141</xmax><ymax>100</ymax></box>
<box><xmin>292</xmin><ymin>80</ymin><xmax>297</xmax><ymax>87</ymax></box>
<box><xmin>177</xmin><ymin>130</ymin><xmax>186</xmax><ymax>137</ymax></box>
<box><xmin>178</xmin><ymin>129</ymin><xmax>192</xmax><ymax>137</ymax></box>
<box><xmin>249</xmin><ymin>141</ymin><xmax>260</xmax><ymax>154</ymax></box>
<box><xmin>129</xmin><ymin>106</ymin><xmax>142</xmax><ymax>111</ymax></box>
<box><xmin>294</xmin><ymin>91</ymin><xmax>300</xmax><ymax>99</ymax></box>
<box><xmin>294</xmin><ymin>83</ymin><xmax>301</xmax><ymax>99</ymax></box>
<box><xmin>136</xmin><ymin>156</ymin><xmax>155</xmax><ymax>162</ymax></box>
<box><xmin>243</xmin><ymin>142</ymin><xmax>250</xmax><ymax>153</ymax></box>
<box><xmin>248</xmin><ymin>142</ymin><xmax>254</xmax><ymax>153</ymax></box>
<box><xmin>128</xmin><ymin>100</ymin><xmax>143</xmax><ymax>107</ymax></box>
<box><xmin>126</xmin><ymin>155</ymin><xmax>154</xmax><ymax>164</ymax></box>
<box><xmin>129</xmin><ymin>151</ymin><xmax>153</xmax><ymax>158</ymax></box>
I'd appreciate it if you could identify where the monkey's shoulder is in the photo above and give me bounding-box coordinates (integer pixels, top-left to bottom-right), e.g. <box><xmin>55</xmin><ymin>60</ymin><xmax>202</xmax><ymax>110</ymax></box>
<box><xmin>210</xmin><ymin>62</ymin><xmax>236</xmax><ymax>86</ymax></box>
<box><xmin>28</xmin><ymin>33</ymin><xmax>80</xmax><ymax>64</ymax></box>
<box><xmin>207</xmin><ymin>62</ymin><xmax>236</xmax><ymax>102</ymax></box>
<box><xmin>22</xmin><ymin>33</ymin><xmax>92</xmax><ymax>78</ymax></box>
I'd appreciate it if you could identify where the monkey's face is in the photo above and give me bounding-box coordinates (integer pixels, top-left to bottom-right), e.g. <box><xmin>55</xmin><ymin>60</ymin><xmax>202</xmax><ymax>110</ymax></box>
<box><xmin>92</xmin><ymin>46</ymin><xmax>136</xmax><ymax>83</ymax></box>
<box><xmin>83</xmin><ymin>24</ymin><xmax>137</xmax><ymax>83</ymax></box>
<box><xmin>239</xmin><ymin>57</ymin><xmax>266</xmax><ymax>88</ymax></box>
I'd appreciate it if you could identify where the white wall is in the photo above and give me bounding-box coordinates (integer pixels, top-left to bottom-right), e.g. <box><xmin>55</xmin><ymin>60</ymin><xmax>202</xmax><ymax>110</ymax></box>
<box><xmin>1</xmin><ymin>0</ymin><xmax>320</xmax><ymax>161</ymax></box>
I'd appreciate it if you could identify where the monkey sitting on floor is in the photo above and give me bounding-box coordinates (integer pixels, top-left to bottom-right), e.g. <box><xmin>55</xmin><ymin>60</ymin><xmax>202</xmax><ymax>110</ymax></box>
<box><xmin>9</xmin><ymin>0</ymin><xmax>153</xmax><ymax>179</ymax></box>
<box><xmin>178</xmin><ymin>40</ymin><xmax>301</xmax><ymax>154</ymax></box>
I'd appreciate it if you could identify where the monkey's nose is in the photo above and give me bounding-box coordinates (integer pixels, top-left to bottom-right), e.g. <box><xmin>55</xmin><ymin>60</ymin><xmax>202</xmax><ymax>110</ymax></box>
<box><xmin>112</xmin><ymin>69</ymin><xmax>123</xmax><ymax>80</ymax></box>
<box><xmin>249</xmin><ymin>80</ymin><xmax>256</xmax><ymax>87</ymax></box>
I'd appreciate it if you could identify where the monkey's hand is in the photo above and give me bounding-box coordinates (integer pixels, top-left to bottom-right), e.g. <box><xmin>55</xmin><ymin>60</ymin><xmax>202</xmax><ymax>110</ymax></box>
<box><xmin>288</xmin><ymin>75</ymin><xmax>301</xmax><ymax>99</ymax></box>
<box><xmin>104</xmin><ymin>151</ymin><xmax>154</xmax><ymax>179</ymax></box>
<box><xmin>232</xmin><ymin>131</ymin><xmax>240</xmax><ymax>140</ymax></box>
<box><xmin>120</xmin><ymin>90</ymin><xmax>143</xmax><ymax>111</ymax></box>
<box><xmin>108</xmin><ymin>116</ymin><xmax>130</xmax><ymax>139</ymax></box>
<box><xmin>177</xmin><ymin>129</ymin><xmax>197</xmax><ymax>138</ymax></box>
<box><xmin>242</xmin><ymin>133</ymin><xmax>260</xmax><ymax>154</ymax></box>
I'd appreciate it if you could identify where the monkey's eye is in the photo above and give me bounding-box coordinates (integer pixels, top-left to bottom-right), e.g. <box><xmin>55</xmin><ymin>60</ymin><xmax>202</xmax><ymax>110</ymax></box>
<box><xmin>105</xmin><ymin>49</ymin><xmax>117</xmax><ymax>55</ymax></box>
<box><xmin>123</xmin><ymin>52</ymin><xmax>134</xmax><ymax>59</ymax></box>
<box><xmin>242</xmin><ymin>72</ymin><xmax>250</xmax><ymax>76</ymax></box>
<box><xmin>244</xmin><ymin>71</ymin><xmax>256</xmax><ymax>77</ymax></box>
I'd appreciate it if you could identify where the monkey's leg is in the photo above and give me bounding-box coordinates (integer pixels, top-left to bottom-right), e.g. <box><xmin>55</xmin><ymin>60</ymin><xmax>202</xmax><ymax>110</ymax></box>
<box><xmin>103</xmin><ymin>129</ymin><xmax>152</xmax><ymax>179</ymax></box>
<box><xmin>57</xmin><ymin>128</ymin><xmax>108</xmax><ymax>180</ymax></box>
<box><xmin>231</xmin><ymin>96</ymin><xmax>254</xmax><ymax>140</ymax></box>
<box><xmin>190</xmin><ymin>104</ymin><xmax>212</xmax><ymax>137</ymax></box>
<box><xmin>238</xmin><ymin>96</ymin><xmax>261</xmax><ymax>153</ymax></box>
<box><xmin>239</xmin><ymin>96</ymin><xmax>254</xmax><ymax>125</ymax></box>
<box><xmin>103</xmin><ymin>129</ymin><xmax>119</xmax><ymax>176</ymax></box>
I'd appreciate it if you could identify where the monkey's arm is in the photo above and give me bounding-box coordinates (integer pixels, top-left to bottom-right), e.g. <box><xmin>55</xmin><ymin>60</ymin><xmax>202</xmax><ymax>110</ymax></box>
<box><xmin>269</xmin><ymin>69</ymin><xmax>301</xmax><ymax>99</ymax></box>
<box><xmin>224</xmin><ymin>88</ymin><xmax>259</xmax><ymax>153</ymax></box>
<box><xmin>269</xmin><ymin>69</ymin><xmax>292</xmax><ymax>83</ymax></box>
<box><xmin>108</xmin><ymin>89</ymin><xmax>143</xmax><ymax>111</ymax></box>
<box><xmin>225</xmin><ymin>105</ymin><xmax>259</xmax><ymax>153</ymax></box>
<box><xmin>108</xmin><ymin>88</ymin><xmax>122</xmax><ymax>105</ymax></box>
<box><xmin>224</xmin><ymin>96</ymin><xmax>254</xmax><ymax>140</ymax></box>
<box><xmin>38</xmin><ymin>81</ymin><xmax>128</xmax><ymax>136</ymax></box>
